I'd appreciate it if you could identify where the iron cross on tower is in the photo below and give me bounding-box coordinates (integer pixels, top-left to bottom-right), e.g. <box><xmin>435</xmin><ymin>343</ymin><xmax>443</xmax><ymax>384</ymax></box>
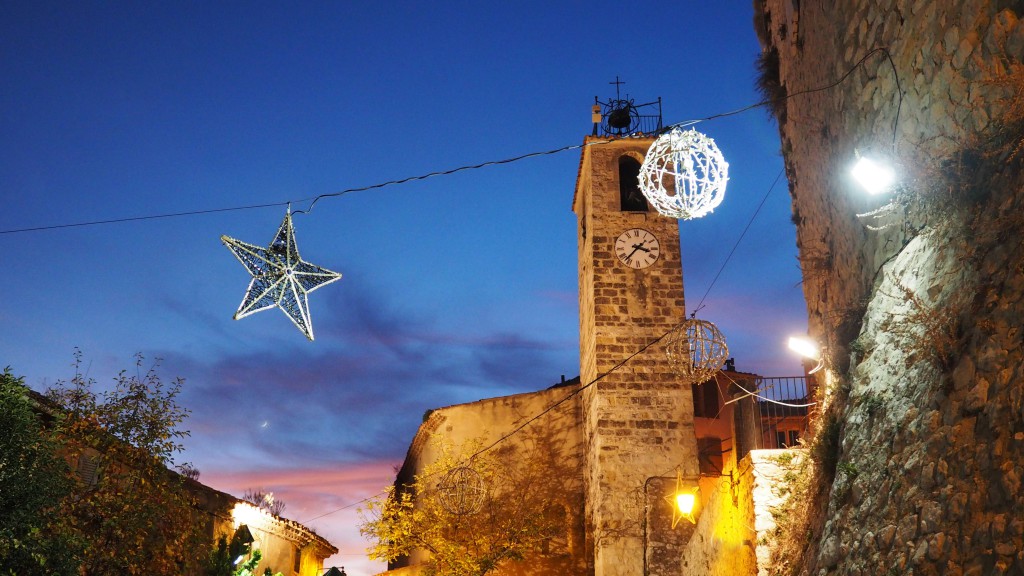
<box><xmin>609</xmin><ymin>76</ymin><xmax>626</xmax><ymax>100</ymax></box>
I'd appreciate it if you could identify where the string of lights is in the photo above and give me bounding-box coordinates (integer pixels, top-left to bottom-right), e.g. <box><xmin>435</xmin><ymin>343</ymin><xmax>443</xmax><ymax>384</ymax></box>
<box><xmin>0</xmin><ymin>47</ymin><xmax>899</xmax><ymax>236</ymax></box>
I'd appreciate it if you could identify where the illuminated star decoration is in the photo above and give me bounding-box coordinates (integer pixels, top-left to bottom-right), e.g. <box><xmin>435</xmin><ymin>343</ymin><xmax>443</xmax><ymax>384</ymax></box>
<box><xmin>221</xmin><ymin>208</ymin><xmax>342</xmax><ymax>340</ymax></box>
<box><xmin>664</xmin><ymin>468</ymin><xmax>700</xmax><ymax>529</ymax></box>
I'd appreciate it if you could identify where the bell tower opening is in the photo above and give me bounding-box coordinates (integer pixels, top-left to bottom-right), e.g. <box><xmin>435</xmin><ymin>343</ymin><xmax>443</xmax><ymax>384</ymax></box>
<box><xmin>618</xmin><ymin>155</ymin><xmax>648</xmax><ymax>211</ymax></box>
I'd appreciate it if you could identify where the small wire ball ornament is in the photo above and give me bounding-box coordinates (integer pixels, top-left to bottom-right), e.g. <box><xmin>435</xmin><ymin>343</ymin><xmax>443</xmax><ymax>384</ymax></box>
<box><xmin>638</xmin><ymin>127</ymin><xmax>729</xmax><ymax>219</ymax></box>
<box><xmin>436</xmin><ymin>466</ymin><xmax>487</xmax><ymax>516</ymax></box>
<box><xmin>665</xmin><ymin>318</ymin><xmax>729</xmax><ymax>385</ymax></box>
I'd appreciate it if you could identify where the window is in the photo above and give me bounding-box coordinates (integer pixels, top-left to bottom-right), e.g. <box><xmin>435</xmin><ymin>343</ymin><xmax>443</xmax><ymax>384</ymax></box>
<box><xmin>540</xmin><ymin>504</ymin><xmax>569</xmax><ymax>556</ymax></box>
<box><xmin>776</xmin><ymin>430</ymin><xmax>800</xmax><ymax>448</ymax></box>
<box><xmin>76</xmin><ymin>451</ymin><xmax>100</xmax><ymax>486</ymax></box>
<box><xmin>618</xmin><ymin>156</ymin><xmax>648</xmax><ymax>211</ymax></box>
<box><xmin>691</xmin><ymin>381</ymin><xmax>720</xmax><ymax>418</ymax></box>
<box><xmin>293</xmin><ymin>546</ymin><xmax>301</xmax><ymax>573</ymax></box>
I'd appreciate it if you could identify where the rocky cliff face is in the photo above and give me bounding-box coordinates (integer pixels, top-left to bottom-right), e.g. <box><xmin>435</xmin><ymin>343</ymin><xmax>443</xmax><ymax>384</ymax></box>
<box><xmin>756</xmin><ymin>0</ymin><xmax>1024</xmax><ymax>573</ymax></box>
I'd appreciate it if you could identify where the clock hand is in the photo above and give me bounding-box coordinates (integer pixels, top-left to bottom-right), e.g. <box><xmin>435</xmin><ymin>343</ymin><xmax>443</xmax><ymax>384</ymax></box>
<box><xmin>625</xmin><ymin>241</ymin><xmax>649</xmax><ymax>260</ymax></box>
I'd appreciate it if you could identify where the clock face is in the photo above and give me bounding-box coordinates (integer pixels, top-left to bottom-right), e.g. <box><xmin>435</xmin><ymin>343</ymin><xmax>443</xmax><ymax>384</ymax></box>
<box><xmin>614</xmin><ymin>228</ymin><xmax>661</xmax><ymax>269</ymax></box>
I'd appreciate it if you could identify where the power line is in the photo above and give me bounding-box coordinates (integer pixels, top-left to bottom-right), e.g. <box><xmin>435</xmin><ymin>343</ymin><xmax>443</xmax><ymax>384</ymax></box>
<box><xmin>0</xmin><ymin>140</ymin><xmax>610</xmax><ymax>236</ymax></box>
<box><xmin>690</xmin><ymin>168</ymin><xmax>785</xmax><ymax>316</ymax></box>
<box><xmin>0</xmin><ymin>201</ymin><xmax>289</xmax><ymax>235</ymax></box>
<box><xmin>1</xmin><ymin>47</ymin><xmax>901</xmax><ymax>236</ymax></box>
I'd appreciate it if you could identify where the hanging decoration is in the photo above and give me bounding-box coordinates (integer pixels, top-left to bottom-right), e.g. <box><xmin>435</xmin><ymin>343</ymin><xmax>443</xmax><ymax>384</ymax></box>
<box><xmin>637</xmin><ymin>127</ymin><xmax>729</xmax><ymax>219</ymax></box>
<box><xmin>221</xmin><ymin>208</ymin><xmax>342</xmax><ymax>341</ymax></box>
<box><xmin>436</xmin><ymin>466</ymin><xmax>487</xmax><ymax>516</ymax></box>
<box><xmin>665</xmin><ymin>318</ymin><xmax>729</xmax><ymax>385</ymax></box>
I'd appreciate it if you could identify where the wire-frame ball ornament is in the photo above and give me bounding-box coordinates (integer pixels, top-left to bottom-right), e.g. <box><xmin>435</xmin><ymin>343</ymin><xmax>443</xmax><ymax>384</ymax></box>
<box><xmin>665</xmin><ymin>318</ymin><xmax>729</xmax><ymax>385</ymax></box>
<box><xmin>436</xmin><ymin>466</ymin><xmax>487</xmax><ymax>516</ymax></box>
<box><xmin>638</xmin><ymin>127</ymin><xmax>729</xmax><ymax>219</ymax></box>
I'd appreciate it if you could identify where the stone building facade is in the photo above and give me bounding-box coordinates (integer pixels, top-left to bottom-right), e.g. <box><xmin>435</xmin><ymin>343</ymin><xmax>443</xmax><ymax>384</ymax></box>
<box><xmin>384</xmin><ymin>135</ymin><xmax>707</xmax><ymax>576</ymax></box>
<box><xmin>756</xmin><ymin>0</ymin><xmax>1024</xmax><ymax>574</ymax></box>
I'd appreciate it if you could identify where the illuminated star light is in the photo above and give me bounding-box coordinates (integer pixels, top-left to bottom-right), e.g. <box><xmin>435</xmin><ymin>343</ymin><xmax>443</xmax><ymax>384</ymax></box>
<box><xmin>664</xmin><ymin>468</ymin><xmax>699</xmax><ymax>529</ymax></box>
<box><xmin>221</xmin><ymin>209</ymin><xmax>342</xmax><ymax>340</ymax></box>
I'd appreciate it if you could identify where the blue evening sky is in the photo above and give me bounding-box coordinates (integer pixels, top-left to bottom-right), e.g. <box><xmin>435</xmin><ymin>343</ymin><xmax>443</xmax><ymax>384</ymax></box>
<box><xmin>1</xmin><ymin>2</ymin><xmax>808</xmax><ymax>573</ymax></box>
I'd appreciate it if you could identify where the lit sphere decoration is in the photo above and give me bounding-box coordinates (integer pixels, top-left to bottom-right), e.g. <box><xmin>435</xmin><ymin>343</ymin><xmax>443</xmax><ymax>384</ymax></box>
<box><xmin>638</xmin><ymin>127</ymin><xmax>729</xmax><ymax>219</ymax></box>
<box><xmin>436</xmin><ymin>466</ymin><xmax>487</xmax><ymax>516</ymax></box>
<box><xmin>665</xmin><ymin>318</ymin><xmax>729</xmax><ymax>385</ymax></box>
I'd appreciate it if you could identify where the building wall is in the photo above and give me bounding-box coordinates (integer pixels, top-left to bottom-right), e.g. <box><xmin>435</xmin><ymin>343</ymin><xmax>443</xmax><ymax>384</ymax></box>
<box><xmin>681</xmin><ymin>450</ymin><xmax>801</xmax><ymax>576</ymax></box>
<box><xmin>758</xmin><ymin>0</ymin><xmax>1024</xmax><ymax>573</ymax></box>
<box><xmin>192</xmin><ymin>481</ymin><xmax>337</xmax><ymax>576</ymax></box>
<box><xmin>389</xmin><ymin>384</ymin><xmax>588</xmax><ymax>575</ymax></box>
<box><xmin>26</xmin><ymin>390</ymin><xmax>337</xmax><ymax>575</ymax></box>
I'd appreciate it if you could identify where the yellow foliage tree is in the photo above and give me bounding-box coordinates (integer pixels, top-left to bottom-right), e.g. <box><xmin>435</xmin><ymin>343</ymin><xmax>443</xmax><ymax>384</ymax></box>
<box><xmin>360</xmin><ymin>440</ymin><xmax>568</xmax><ymax>576</ymax></box>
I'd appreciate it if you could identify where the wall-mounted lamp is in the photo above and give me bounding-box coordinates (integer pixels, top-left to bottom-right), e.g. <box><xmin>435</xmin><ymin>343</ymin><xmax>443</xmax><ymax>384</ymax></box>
<box><xmin>788</xmin><ymin>336</ymin><xmax>825</xmax><ymax>374</ymax></box>
<box><xmin>850</xmin><ymin>156</ymin><xmax>895</xmax><ymax>195</ymax></box>
<box><xmin>665</xmin><ymin>469</ymin><xmax>701</xmax><ymax>528</ymax></box>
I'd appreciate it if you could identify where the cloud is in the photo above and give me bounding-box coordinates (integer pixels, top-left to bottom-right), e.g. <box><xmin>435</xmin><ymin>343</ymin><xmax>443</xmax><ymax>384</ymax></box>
<box><xmin>158</xmin><ymin>270</ymin><xmax>577</xmax><ymax>515</ymax></box>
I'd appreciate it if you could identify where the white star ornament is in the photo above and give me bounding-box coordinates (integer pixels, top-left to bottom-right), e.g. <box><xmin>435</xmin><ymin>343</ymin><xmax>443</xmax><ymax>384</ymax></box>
<box><xmin>221</xmin><ymin>210</ymin><xmax>341</xmax><ymax>340</ymax></box>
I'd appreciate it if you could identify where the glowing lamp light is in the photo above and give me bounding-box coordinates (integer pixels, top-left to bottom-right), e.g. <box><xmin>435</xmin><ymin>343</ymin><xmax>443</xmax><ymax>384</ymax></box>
<box><xmin>675</xmin><ymin>492</ymin><xmax>696</xmax><ymax>516</ymax></box>
<box><xmin>787</xmin><ymin>336</ymin><xmax>820</xmax><ymax>360</ymax></box>
<box><xmin>665</xmin><ymin>470</ymin><xmax>700</xmax><ymax>528</ymax></box>
<box><xmin>850</xmin><ymin>157</ymin><xmax>895</xmax><ymax>195</ymax></box>
<box><xmin>788</xmin><ymin>336</ymin><xmax>825</xmax><ymax>374</ymax></box>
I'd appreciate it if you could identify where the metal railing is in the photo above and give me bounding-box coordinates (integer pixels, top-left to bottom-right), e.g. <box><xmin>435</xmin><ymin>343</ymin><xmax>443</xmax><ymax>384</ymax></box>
<box><xmin>593</xmin><ymin>96</ymin><xmax>663</xmax><ymax>137</ymax></box>
<box><xmin>735</xmin><ymin>376</ymin><xmax>815</xmax><ymax>452</ymax></box>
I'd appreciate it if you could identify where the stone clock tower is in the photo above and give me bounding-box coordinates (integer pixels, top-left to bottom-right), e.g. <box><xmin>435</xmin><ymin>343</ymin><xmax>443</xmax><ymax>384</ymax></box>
<box><xmin>572</xmin><ymin>135</ymin><xmax>700</xmax><ymax>576</ymax></box>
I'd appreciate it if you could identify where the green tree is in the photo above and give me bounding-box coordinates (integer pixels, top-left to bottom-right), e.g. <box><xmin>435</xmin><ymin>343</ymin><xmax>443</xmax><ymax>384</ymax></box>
<box><xmin>233</xmin><ymin>549</ymin><xmax>284</xmax><ymax>576</ymax></box>
<box><xmin>46</xmin><ymin>351</ymin><xmax>206</xmax><ymax>575</ymax></box>
<box><xmin>208</xmin><ymin>539</ymin><xmax>286</xmax><ymax>576</ymax></box>
<box><xmin>360</xmin><ymin>440</ymin><xmax>565</xmax><ymax>576</ymax></box>
<box><xmin>0</xmin><ymin>368</ymin><xmax>79</xmax><ymax>575</ymax></box>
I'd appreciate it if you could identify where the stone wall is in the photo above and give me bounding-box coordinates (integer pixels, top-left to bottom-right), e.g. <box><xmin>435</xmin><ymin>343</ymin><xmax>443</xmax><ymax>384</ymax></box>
<box><xmin>388</xmin><ymin>385</ymin><xmax>588</xmax><ymax>575</ymax></box>
<box><xmin>757</xmin><ymin>0</ymin><xmax>1024</xmax><ymax>574</ymax></box>
<box><xmin>681</xmin><ymin>450</ymin><xmax>801</xmax><ymax>576</ymax></box>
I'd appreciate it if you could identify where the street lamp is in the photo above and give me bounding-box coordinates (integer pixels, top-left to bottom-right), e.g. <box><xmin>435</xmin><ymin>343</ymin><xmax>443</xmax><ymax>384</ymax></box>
<box><xmin>850</xmin><ymin>156</ymin><xmax>895</xmax><ymax>195</ymax></box>
<box><xmin>788</xmin><ymin>336</ymin><xmax>824</xmax><ymax>374</ymax></box>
